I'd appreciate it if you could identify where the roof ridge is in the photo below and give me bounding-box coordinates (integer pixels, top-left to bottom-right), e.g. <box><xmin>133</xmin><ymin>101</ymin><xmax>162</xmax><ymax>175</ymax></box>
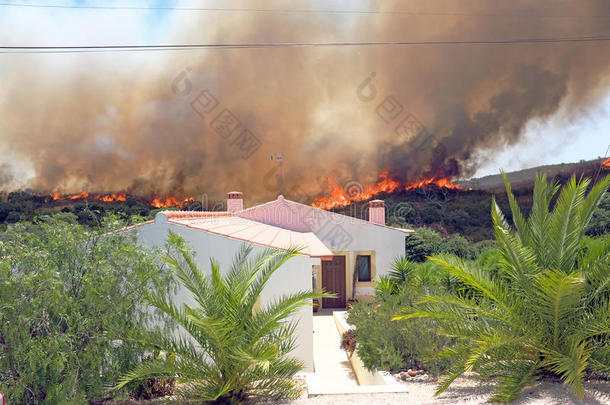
<box><xmin>159</xmin><ymin>210</ymin><xmax>233</xmax><ymax>219</ymax></box>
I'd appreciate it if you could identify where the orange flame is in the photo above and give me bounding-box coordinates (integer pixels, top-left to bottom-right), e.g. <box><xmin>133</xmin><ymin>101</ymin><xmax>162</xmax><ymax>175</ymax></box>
<box><xmin>311</xmin><ymin>169</ymin><xmax>400</xmax><ymax>210</ymax></box>
<box><xmin>151</xmin><ymin>196</ymin><xmax>195</xmax><ymax>208</ymax></box>
<box><xmin>49</xmin><ymin>191</ymin><xmax>192</xmax><ymax>207</ymax></box>
<box><xmin>51</xmin><ymin>191</ymin><xmax>124</xmax><ymax>201</ymax></box>
<box><xmin>404</xmin><ymin>176</ymin><xmax>464</xmax><ymax>191</ymax></box>
<box><xmin>602</xmin><ymin>158</ymin><xmax>610</xmax><ymax>169</ymax></box>
<box><xmin>311</xmin><ymin>170</ymin><xmax>466</xmax><ymax>210</ymax></box>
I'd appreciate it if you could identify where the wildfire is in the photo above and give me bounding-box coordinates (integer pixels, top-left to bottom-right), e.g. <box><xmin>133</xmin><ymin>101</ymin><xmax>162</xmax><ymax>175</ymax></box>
<box><xmin>311</xmin><ymin>170</ymin><xmax>400</xmax><ymax>210</ymax></box>
<box><xmin>50</xmin><ymin>191</ymin><xmax>126</xmax><ymax>202</ymax></box>
<box><xmin>404</xmin><ymin>176</ymin><xmax>464</xmax><ymax>191</ymax></box>
<box><xmin>602</xmin><ymin>158</ymin><xmax>610</xmax><ymax>169</ymax></box>
<box><xmin>151</xmin><ymin>196</ymin><xmax>195</xmax><ymax>208</ymax></box>
<box><xmin>48</xmin><ymin>191</ymin><xmax>194</xmax><ymax>208</ymax></box>
<box><xmin>311</xmin><ymin>170</ymin><xmax>466</xmax><ymax>210</ymax></box>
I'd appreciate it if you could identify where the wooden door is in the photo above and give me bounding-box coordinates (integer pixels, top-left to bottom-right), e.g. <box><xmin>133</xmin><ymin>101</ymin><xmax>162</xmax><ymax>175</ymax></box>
<box><xmin>321</xmin><ymin>256</ymin><xmax>346</xmax><ymax>308</ymax></box>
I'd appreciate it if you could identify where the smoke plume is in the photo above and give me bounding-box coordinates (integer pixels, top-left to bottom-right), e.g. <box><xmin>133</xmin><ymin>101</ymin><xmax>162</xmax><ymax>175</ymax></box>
<box><xmin>1</xmin><ymin>0</ymin><xmax>610</xmax><ymax>203</ymax></box>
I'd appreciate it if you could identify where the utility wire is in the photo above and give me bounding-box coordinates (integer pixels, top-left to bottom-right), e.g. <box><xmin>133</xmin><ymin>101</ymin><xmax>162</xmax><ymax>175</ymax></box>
<box><xmin>2</xmin><ymin>36</ymin><xmax>610</xmax><ymax>54</ymax></box>
<box><xmin>1</xmin><ymin>1</ymin><xmax>610</xmax><ymax>19</ymax></box>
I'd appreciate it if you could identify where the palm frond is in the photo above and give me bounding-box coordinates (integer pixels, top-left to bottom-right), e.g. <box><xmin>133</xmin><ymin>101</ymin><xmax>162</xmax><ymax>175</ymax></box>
<box><xmin>579</xmin><ymin>174</ymin><xmax>610</xmax><ymax>237</ymax></box>
<box><xmin>404</xmin><ymin>173</ymin><xmax>609</xmax><ymax>403</ymax></box>
<box><xmin>490</xmin><ymin>361</ymin><xmax>538</xmax><ymax>403</ymax></box>
<box><xmin>502</xmin><ymin>171</ymin><xmax>531</xmax><ymax>246</ymax></box>
<box><xmin>532</xmin><ymin>269</ymin><xmax>585</xmax><ymax>347</ymax></box>
<box><xmin>118</xmin><ymin>236</ymin><xmax>326</xmax><ymax>402</ymax></box>
<box><xmin>541</xmin><ymin>339</ymin><xmax>592</xmax><ymax>400</ymax></box>
<box><xmin>548</xmin><ymin>176</ymin><xmax>588</xmax><ymax>272</ymax></box>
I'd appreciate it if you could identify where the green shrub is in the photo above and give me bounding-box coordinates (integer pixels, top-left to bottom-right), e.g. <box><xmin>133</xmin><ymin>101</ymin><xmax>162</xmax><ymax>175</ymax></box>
<box><xmin>347</xmin><ymin>292</ymin><xmax>451</xmax><ymax>375</ymax></box>
<box><xmin>585</xmin><ymin>193</ymin><xmax>610</xmax><ymax>236</ymax></box>
<box><xmin>404</xmin><ymin>227</ymin><xmax>446</xmax><ymax>262</ymax></box>
<box><xmin>405</xmin><ymin>227</ymin><xmax>478</xmax><ymax>262</ymax></box>
<box><xmin>0</xmin><ymin>214</ymin><xmax>173</xmax><ymax>404</ymax></box>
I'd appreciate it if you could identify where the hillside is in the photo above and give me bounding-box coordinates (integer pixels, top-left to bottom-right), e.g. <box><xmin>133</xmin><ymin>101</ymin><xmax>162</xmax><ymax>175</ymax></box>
<box><xmin>458</xmin><ymin>158</ymin><xmax>608</xmax><ymax>192</ymax></box>
<box><xmin>334</xmin><ymin>157</ymin><xmax>610</xmax><ymax>242</ymax></box>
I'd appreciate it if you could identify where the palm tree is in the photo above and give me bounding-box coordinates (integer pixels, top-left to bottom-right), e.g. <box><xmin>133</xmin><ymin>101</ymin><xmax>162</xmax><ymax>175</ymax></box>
<box><xmin>396</xmin><ymin>173</ymin><xmax>610</xmax><ymax>403</ymax></box>
<box><xmin>116</xmin><ymin>232</ymin><xmax>331</xmax><ymax>404</ymax></box>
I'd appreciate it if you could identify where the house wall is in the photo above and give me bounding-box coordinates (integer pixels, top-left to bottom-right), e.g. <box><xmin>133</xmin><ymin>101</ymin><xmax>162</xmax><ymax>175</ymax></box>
<box><xmin>311</xmin><ymin>215</ymin><xmax>406</xmax><ymax>299</ymax></box>
<box><xmin>133</xmin><ymin>220</ymin><xmax>316</xmax><ymax>372</ymax></box>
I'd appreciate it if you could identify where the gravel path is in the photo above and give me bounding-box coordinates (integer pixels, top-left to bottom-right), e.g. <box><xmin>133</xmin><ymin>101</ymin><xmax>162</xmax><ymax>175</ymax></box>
<box><xmin>255</xmin><ymin>377</ymin><xmax>609</xmax><ymax>405</ymax></box>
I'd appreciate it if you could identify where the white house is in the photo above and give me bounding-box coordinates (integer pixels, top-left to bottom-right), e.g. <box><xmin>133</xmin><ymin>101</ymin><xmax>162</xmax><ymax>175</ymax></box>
<box><xmin>133</xmin><ymin>192</ymin><xmax>413</xmax><ymax>371</ymax></box>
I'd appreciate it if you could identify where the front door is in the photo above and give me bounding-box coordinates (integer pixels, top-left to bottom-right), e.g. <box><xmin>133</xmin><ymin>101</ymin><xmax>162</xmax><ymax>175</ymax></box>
<box><xmin>321</xmin><ymin>256</ymin><xmax>346</xmax><ymax>308</ymax></box>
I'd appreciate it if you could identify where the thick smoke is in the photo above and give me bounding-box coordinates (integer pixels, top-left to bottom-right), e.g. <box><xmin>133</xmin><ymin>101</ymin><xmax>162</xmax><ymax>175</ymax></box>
<box><xmin>1</xmin><ymin>0</ymin><xmax>610</xmax><ymax>203</ymax></box>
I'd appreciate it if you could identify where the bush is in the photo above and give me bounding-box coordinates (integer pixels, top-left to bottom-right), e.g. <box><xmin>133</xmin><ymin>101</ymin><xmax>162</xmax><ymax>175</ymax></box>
<box><xmin>0</xmin><ymin>214</ymin><xmax>173</xmax><ymax>404</ymax></box>
<box><xmin>347</xmin><ymin>292</ymin><xmax>451</xmax><ymax>375</ymax></box>
<box><xmin>405</xmin><ymin>227</ymin><xmax>478</xmax><ymax>262</ymax></box>
<box><xmin>586</xmin><ymin>193</ymin><xmax>610</xmax><ymax>236</ymax></box>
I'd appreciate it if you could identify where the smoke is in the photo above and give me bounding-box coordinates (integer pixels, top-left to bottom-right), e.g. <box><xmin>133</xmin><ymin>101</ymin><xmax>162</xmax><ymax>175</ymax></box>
<box><xmin>1</xmin><ymin>0</ymin><xmax>610</xmax><ymax>202</ymax></box>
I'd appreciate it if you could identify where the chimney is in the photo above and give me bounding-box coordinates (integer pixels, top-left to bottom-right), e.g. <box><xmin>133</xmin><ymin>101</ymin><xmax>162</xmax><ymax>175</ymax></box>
<box><xmin>368</xmin><ymin>200</ymin><xmax>385</xmax><ymax>225</ymax></box>
<box><xmin>227</xmin><ymin>191</ymin><xmax>243</xmax><ymax>213</ymax></box>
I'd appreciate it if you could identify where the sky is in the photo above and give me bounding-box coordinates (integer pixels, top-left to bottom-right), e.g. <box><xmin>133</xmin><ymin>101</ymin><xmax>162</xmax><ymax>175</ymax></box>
<box><xmin>472</xmin><ymin>92</ymin><xmax>610</xmax><ymax>177</ymax></box>
<box><xmin>1</xmin><ymin>0</ymin><xmax>609</xmax><ymax>193</ymax></box>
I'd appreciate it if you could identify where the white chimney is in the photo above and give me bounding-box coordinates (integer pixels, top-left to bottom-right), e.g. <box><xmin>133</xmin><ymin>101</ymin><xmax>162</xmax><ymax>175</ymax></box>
<box><xmin>227</xmin><ymin>191</ymin><xmax>243</xmax><ymax>213</ymax></box>
<box><xmin>369</xmin><ymin>200</ymin><xmax>385</xmax><ymax>225</ymax></box>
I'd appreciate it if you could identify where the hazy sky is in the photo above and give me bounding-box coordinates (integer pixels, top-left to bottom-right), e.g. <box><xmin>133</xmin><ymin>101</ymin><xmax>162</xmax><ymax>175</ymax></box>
<box><xmin>1</xmin><ymin>0</ymin><xmax>609</xmax><ymax>192</ymax></box>
<box><xmin>473</xmin><ymin>92</ymin><xmax>610</xmax><ymax>177</ymax></box>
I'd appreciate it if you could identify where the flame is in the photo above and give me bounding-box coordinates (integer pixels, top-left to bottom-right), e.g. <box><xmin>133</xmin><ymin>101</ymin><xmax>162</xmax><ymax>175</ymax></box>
<box><xmin>404</xmin><ymin>176</ymin><xmax>464</xmax><ymax>191</ymax></box>
<box><xmin>311</xmin><ymin>169</ymin><xmax>400</xmax><ymax>210</ymax></box>
<box><xmin>48</xmin><ymin>191</ymin><xmax>192</xmax><ymax>208</ymax></box>
<box><xmin>151</xmin><ymin>196</ymin><xmax>195</xmax><ymax>208</ymax></box>
<box><xmin>100</xmin><ymin>192</ymin><xmax>127</xmax><ymax>202</ymax></box>
<box><xmin>311</xmin><ymin>170</ymin><xmax>466</xmax><ymax>210</ymax></box>
<box><xmin>602</xmin><ymin>158</ymin><xmax>610</xmax><ymax>169</ymax></box>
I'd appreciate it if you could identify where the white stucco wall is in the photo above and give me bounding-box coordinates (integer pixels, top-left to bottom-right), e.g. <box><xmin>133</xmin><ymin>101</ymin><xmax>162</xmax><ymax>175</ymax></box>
<box><xmin>133</xmin><ymin>219</ymin><xmax>316</xmax><ymax>372</ymax></box>
<box><xmin>309</xmin><ymin>211</ymin><xmax>406</xmax><ymax>297</ymax></box>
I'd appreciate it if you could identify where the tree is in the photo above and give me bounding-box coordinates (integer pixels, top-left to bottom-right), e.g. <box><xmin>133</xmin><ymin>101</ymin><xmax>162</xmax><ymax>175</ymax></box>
<box><xmin>116</xmin><ymin>233</ymin><xmax>330</xmax><ymax>404</ymax></box>
<box><xmin>405</xmin><ymin>227</ymin><xmax>475</xmax><ymax>262</ymax></box>
<box><xmin>398</xmin><ymin>173</ymin><xmax>610</xmax><ymax>403</ymax></box>
<box><xmin>586</xmin><ymin>192</ymin><xmax>610</xmax><ymax>236</ymax></box>
<box><xmin>0</xmin><ymin>214</ymin><xmax>172</xmax><ymax>404</ymax></box>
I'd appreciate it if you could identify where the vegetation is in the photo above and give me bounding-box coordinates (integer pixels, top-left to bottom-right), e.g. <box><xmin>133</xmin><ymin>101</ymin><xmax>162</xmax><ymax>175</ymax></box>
<box><xmin>340</xmin><ymin>329</ymin><xmax>358</xmax><ymax>358</ymax></box>
<box><xmin>403</xmin><ymin>227</ymin><xmax>480</xmax><ymax>262</ymax></box>
<box><xmin>397</xmin><ymin>174</ymin><xmax>610</xmax><ymax>403</ymax></box>
<box><xmin>348</xmin><ymin>290</ymin><xmax>452</xmax><ymax>375</ymax></box>
<box><xmin>586</xmin><ymin>192</ymin><xmax>610</xmax><ymax>236</ymax></box>
<box><xmin>348</xmin><ymin>255</ymin><xmax>457</xmax><ymax>374</ymax></box>
<box><xmin>0</xmin><ymin>191</ymin><xmax>161</xmax><ymax>227</ymax></box>
<box><xmin>116</xmin><ymin>233</ymin><xmax>330</xmax><ymax>404</ymax></box>
<box><xmin>0</xmin><ymin>166</ymin><xmax>608</xmax><ymax>404</ymax></box>
<box><xmin>0</xmin><ymin>214</ymin><xmax>173</xmax><ymax>404</ymax></box>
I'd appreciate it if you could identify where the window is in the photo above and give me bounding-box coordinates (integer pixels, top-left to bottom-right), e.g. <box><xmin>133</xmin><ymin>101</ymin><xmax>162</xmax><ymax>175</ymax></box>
<box><xmin>357</xmin><ymin>255</ymin><xmax>371</xmax><ymax>282</ymax></box>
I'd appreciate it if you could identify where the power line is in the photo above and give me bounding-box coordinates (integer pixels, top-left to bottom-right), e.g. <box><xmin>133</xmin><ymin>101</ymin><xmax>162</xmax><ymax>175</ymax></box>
<box><xmin>1</xmin><ymin>2</ymin><xmax>610</xmax><ymax>19</ymax></box>
<box><xmin>2</xmin><ymin>36</ymin><xmax>610</xmax><ymax>54</ymax></box>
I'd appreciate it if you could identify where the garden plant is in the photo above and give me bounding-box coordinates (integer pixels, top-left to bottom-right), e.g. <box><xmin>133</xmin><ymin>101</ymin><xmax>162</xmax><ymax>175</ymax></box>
<box><xmin>116</xmin><ymin>232</ymin><xmax>330</xmax><ymax>404</ymax></box>
<box><xmin>397</xmin><ymin>174</ymin><xmax>610</xmax><ymax>402</ymax></box>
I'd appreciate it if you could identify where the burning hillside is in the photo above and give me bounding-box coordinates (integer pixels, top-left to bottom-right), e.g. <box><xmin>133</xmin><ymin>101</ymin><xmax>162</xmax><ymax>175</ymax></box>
<box><xmin>311</xmin><ymin>169</ymin><xmax>468</xmax><ymax>210</ymax></box>
<box><xmin>47</xmin><ymin>191</ymin><xmax>195</xmax><ymax>209</ymax></box>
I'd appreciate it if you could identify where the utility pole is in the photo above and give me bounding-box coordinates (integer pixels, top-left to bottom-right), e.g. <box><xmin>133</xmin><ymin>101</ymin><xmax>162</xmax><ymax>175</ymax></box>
<box><xmin>271</xmin><ymin>152</ymin><xmax>284</xmax><ymax>196</ymax></box>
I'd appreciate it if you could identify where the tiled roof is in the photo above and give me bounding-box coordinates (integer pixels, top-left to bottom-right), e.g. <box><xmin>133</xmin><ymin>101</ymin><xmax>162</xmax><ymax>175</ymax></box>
<box><xmin>237</xmin><ymin>195</ymin><xmax>414</xmax><ymax>234</ymax></box>
<box><xmin>156</xmin><ymin>212</ymin><xmax>333</xmax><ymax>258</ymax></box>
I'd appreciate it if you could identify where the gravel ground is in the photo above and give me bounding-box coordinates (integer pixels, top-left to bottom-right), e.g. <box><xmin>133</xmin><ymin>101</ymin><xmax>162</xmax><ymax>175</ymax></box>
<box><xmin>256</xmin><ymin>377</ymin><xmax>610</xmax><ymax>405</ymax></box>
